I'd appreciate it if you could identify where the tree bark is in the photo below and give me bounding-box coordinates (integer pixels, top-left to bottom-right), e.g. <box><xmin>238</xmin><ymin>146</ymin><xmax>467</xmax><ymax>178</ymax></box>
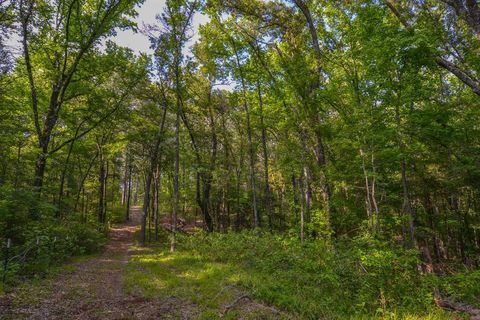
<box><xmin>232</xmin><ymin>43</ymin><xmax>259</xmax><ymax>229</ymax></box>
<box><xmin>98</xmin><ymin>146</ymin><xmax>106</xmax><ymax>226</ymax></box>
<box><xmin>125</xmin><ymin>163</ymin><xmax>132</xmax><ymax>222</ymax></box>
<box><xmin>140</xmin><ymin>101</ymin><xmax>167</xmax><ymax>245</ymax></box>
<box><xmin>257</xmin><ymin>80</ymin><xmax>273</xmax><ymax>231</ymax></box>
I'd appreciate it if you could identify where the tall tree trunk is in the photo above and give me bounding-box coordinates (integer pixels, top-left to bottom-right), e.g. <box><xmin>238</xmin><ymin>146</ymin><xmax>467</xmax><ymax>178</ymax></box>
<box><xmin>103</xmin><ymin>161</ymin><xmax>108</xmax><ymax>224</ymax></box>
<box><xmin>233</xmin><ymin>44</ymin><xmax>259</xmax><ymax>229</ymax></box>
<box><xmin>200</xmin><ymin>90</ymin><xmax>218</xmax><ymax>232</ymax></box>
<box><xmin>125</xmin><ymin>163</ymin><xmax>132</xmax><ymax>222</ymax></box>
<box><xmin>141</xmin><ymin>172</ymin><xmax>152</xmax><ymax>244</ymax></box>
<box><xmin>257</xmin><ymin>80</ymin><xmax>273</xmax><ymax>231</ymax></box>
<box><xmin>360</xmin><ymin>148</ymin><xmax>374</xmax><ymax>233</ymax></box>
<box><xmin>293</xmin><ymin>1</ymin><xmax>333</xmax><ymax>230</ymax></box>
<box><xmin>172</xmin><ymin>91</ymin><xmax>180</xmax><ymax>252</ymax></box>
<box><xmin>122</xmin><ymin>154</ymin><xmax>129</xmax><ymax>206</ymax></box>
<box><xmin>140</xmin><ymin>105</ymin><xmax>167</xmax><ymax>245</ymax></box>
<box><xmin>371</xmin><ymin>154</ymin><xmax>380</xmax><ymax>233</ymax></box>
<box><xmin>395</xmin><ymin>104</ymin><xmax>415</xmax><ymax>243</ymax></box>
<box><xmin>74</xmin><ymin>151</ymin><xmax>99</xmax><ymax>212</ymax></box>
<box><xmin>111</xmin><ymin>159</ymin><xmax>116</xmax><ymax>209</ymax></box>
<box><xmin>299</xmin><ymin>172</ymin><xmax>306</xmax><ymax>243</ymax></box>
<box><xmin>171</xmin><ymin>50</ymin><xmax>182</xmax><ymax>252</ymax></box>
<box><xmin>98</xmin><ymin>148</ymin><xmax>106</xmax><ymax>226</ymax></box>
<box><xmin>154</xmin><ymin>164</ymin><xmax>161</xmax><ymax>241</ymax></box>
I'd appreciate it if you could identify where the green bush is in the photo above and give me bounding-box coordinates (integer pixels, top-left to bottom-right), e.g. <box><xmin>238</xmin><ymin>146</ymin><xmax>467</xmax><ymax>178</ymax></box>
<box><xmin>438</xmin><ymin>270</ymin><xmax>480</xmax><ymax>307</ymax></box>
<box><xmin>0</xmin><ymin>186</ymin><xmax>106</xmax><ymax>286</ymax></box>
<box><xmin>110</xmin><ymin>205</ymin><xmax>128</xmax><ymax>224</ymax></box>
<box><xmin>176</xmin><ymin>231</ymin><xmax>446</xmax><ymax>318</ymax></box>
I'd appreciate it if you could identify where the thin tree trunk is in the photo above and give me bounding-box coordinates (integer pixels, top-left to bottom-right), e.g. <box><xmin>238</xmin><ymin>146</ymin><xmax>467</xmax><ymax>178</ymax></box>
<box><xmin>233</xmin><ymin>44</ymin><xmax>259</xmax><ymax>229</ymax></box>
<box><xmin>171</xmin><ymin>49</ymin><xmax>182</xmax><ymax>252</ymax></box>
<box><xmin>360</xmin><ymin>148</ymin><xmax>374</xmax><ymax>233</ymax></box>
<box><xmin>98</xmin><ymin>148</ymin><xmax>106</xmax><ymax>226</ymax></box>
<box><xmin>74</xmin><ymin>151</ymin><xmax>99</xmax><ymax>212</ymax></box>
<box><xmin>104</xmin><ymin>160</ymin><xmax>108</xmax><ymax>224</ymax></box>
<box><xmin>125</xmin><ymin>164</ymin><xmax>132</xmax><ymax>221</ymax></box>
<box><xmin>172</xmin><ymin>90</ymin><xmax>180</xmax><ymax>252</ymax></box>
<box><xmin>371</xmin><ymin>153</ymin><xmax>380</xmax><ymax>233</ymax></box>
<box><xmin>140</xmin><ymin>104</ymin><xmax>167</xmax><ymax>244</ymax></box>
<box><xmin>14</xmin><ymin>142</ymin><xmax>23</xmax><ymax>190</ymax></box>
<box><xmin>154</xmin><ymin>164</ymin><xmax>161</xmax><ymax>241</ymax></box>
<box><xmin>122</xmin><ymin>154</ymin><xmax>129</xmax><ymax>206</ymax></box>
<box><xmin>257</xmin><ymin>80</ymin><xmax>273</xmax><ymax>231</ymax></box>
<box><xmin>111</xmin><ymin>158</ymin><xmax>116</xmax><ymax>209</ymax></box>
<box><xmin>395</xmin><ymin>104</ymin><xmax>415</xmax><ymax>243</ymax></box>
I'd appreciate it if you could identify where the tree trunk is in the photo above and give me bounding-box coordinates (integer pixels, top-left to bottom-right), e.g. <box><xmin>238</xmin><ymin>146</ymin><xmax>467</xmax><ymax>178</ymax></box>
<box><xmin>140</xmin><ymin>106</ymin><xmax>167</xmax><ymax>244</ymax></box>
<box><xmin>154</xmin><ymin>164</ymin><xmax>161</xmax><ymax>241</ymax></box>
<box><xmin>74</xmin><ymin>151</ymin><xmax>99</xmax><ymax>212</ymax></box>
<box><xmin>257</xmin><ymin>81</ymin><xmax>273</xmax><ymax>231</ymax></box>
<box><xmin>299</xmin><ymin>172</ymin><xmax>306</xmax><ymax>243</ymax></box>
<box><xmin>33</xmin><ymin>152</ymin><xmax>47</xmax><ymax>190</ymax></box>
<box><xmin>98</xmin><ymin>148</ymin><xmax>106</xmax><ymax>226</ymax></box>
<box><xmin>395</xmin><ymin>104</ymin><xmax>415</xmax><ymax>243</ymax></box>
<box><xmin>125</xmin><ymin>163</ymin><xmax>132</xmax><ymax>221</ymax></box>
<box><xmin>140</xmin><ymin>171</ymin><xmax>152</xmax><ymax>244</ymax></box>
<box><xmin>233</xmin><ymin>44</ymin><xmax>259</xmax><ymax>229</ymax></box>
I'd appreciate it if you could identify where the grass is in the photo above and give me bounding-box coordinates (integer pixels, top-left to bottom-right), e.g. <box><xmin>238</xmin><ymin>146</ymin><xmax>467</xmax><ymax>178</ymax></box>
<box><xmin>124</xmin><ymin>232</ymin><xmax>459</xmax><ymax>319</ymax></box>
<box><xmin>125</xmin><ymin>245</ymin><xmax>279</xmax><ymax>319</ymax></box>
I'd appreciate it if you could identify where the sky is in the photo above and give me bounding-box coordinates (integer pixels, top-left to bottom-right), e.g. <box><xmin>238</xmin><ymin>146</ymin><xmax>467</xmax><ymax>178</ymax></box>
<box><xmin>5</xmin><ymin>0</ymin><xmax>230</xmax><ymax>88</ymax></box>
<box><xmin>111</xmin><ymin>0</ymin><xmax>209</xmax><ymax>55</ymax></box>
<box><xmin>6</xmin><ymin>0</ymin><xmax>209</xmax><ymax>56</ymax></box>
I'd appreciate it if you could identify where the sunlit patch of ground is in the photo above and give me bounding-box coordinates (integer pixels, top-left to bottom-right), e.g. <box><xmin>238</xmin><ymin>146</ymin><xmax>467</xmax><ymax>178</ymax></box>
<box><xmin>124</xmin><ymin>247</ymin><xmax>289</xmax><ymax>319</ymax></box>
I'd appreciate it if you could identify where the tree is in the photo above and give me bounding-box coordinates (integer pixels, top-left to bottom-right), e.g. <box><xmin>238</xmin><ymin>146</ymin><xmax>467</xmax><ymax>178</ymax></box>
<box><xmin>17</xmin><ymin>0</ymin><xmax>143</xmax><ymax>190</ymax></box>
<box><xmin>148</xmin><ymin>0</ymin><xmax>198</xmax><ymax>248</ymax></box>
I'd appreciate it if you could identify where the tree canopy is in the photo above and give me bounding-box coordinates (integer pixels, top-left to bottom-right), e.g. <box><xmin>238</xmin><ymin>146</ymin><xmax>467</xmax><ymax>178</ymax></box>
<box><xmin>1</xmin><ymin>0</ymin><xmax>480</xmax><ymax>317</ymax></box>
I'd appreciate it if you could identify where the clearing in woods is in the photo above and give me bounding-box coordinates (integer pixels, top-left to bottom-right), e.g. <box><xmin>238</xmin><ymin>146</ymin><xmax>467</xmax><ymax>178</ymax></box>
<box><xmin>0</xmin><ymin>206</ymin><xmax>282</xmax><ymax>320</ymax></box>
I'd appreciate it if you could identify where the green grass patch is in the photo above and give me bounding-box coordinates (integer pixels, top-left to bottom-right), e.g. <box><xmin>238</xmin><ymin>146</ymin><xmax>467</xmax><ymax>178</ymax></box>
<box><xmin>124</xmin><ymin>232</ymin><xmax>462</xmax><ymax>319</ymax></box>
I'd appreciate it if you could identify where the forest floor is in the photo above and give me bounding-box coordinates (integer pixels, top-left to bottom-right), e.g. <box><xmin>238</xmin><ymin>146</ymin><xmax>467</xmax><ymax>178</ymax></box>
<box><xmin>0</xmin><ymin>207</ymin><xmax>283</xmax><ymax>320</ymax></box>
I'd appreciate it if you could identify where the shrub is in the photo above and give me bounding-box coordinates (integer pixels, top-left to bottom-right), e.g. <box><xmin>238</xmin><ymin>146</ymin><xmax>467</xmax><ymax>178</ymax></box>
<box><xmin>0</xmin><ymin>186</ymin><xmax>106</xmax><ymax>287</ymax></box>
<box><xmin>176</xmin><ymin>231</ymin><xmax>445</xmax><ymax>318</ymax></box>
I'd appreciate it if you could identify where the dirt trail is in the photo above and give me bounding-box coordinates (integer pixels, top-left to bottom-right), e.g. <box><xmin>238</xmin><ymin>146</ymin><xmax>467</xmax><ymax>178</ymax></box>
<box><xmin>1</xmin><ymin>207</ymin><xmax>154</xmax><ymax>320</ymax></box>
<box><xmin>1</xmin><ymin>207</ymin><xmax>283</xmax><ymax>320</ymax></box>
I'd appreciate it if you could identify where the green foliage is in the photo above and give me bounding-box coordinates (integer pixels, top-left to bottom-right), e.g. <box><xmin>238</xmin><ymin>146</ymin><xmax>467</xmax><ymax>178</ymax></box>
<box><xmin>126</xmin><ymin>232</ymin><xmax>453</xmax><ymax>319</ymax></box>
<box><xmin>0</xmin><ymin>186</ymin><xmax>106</xmax><ymax>287</ymax></box>
<box><xmin>336</xmin><ymin>236</ymin><xmax>434</xmax><ymax>316</ymax></box>
<box><xmin>1</xmin><ymin>0</ymin><xmax>480</xmax><ymax>315</ymax></box>
<box><xmin>438</xmin><ymin>271</ymin><xmax>480</xmax><ymax>307</ymax></box>
<box><xmin>110</xmin><ymin>206</ymin><xmax>127</xmax><ymax>224</ymax></box>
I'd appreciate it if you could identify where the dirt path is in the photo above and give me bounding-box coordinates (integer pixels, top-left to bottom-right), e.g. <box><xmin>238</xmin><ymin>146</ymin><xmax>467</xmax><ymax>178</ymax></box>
<box><xmin>1</xmin><ymin>207</ymin><xmax>284</xmax><ymax>320</ymax></box>
<box><xmin>2</xmin><ymin>207</ymin><xmax>151</xmax><ymax>320</ymax></box>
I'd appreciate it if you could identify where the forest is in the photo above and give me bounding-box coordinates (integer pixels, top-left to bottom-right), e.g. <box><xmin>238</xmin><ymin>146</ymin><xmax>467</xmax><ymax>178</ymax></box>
<box><xmin>1</xmin><ymin>0</ymin><xmax>480</xmax><ymax>319</ymax></box>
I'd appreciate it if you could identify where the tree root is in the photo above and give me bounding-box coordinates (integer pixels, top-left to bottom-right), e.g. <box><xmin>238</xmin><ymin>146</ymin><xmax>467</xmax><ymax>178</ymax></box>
<box><xmin>433</xmin><ymin>288</ymin><xmax>480</xmax><ymax>319</ymax></box>
<box><xmin>221</xmin><ymin>293</ymin><xmax>280</xmax><ymax>317</ymax></box>
<box><xmin>222</xmin><ymin>293</ymin><xmax>252</xmax><ymax>315</ymax></box>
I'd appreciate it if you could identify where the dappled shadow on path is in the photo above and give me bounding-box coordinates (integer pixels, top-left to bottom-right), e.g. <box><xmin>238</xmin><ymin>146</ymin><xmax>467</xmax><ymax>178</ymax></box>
<box><xmin>0</xmin><ymin>207</ymin><xmax>173</xmax><ymax>320</ymax></box>
<box><xmin>1</xmin><ymin>207</ymin><xmax>286</xmax><ymax>319</ymax></box>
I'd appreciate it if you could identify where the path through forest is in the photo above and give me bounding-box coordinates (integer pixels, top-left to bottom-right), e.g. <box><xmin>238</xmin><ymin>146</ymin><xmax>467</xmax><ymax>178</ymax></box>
<box><xmin>1</xmin><ymin>207</ymin><xmax>195</xmax><ymax>319</ymax></box>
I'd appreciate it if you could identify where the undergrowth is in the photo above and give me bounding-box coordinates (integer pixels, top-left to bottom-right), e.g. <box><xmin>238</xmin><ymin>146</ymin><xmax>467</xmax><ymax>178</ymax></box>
<box><xmin>125</xmin><ymin>230</ymin><xmax>462</xmax><ymax>319</ymax></box>
<box><xmin>0</xmin><ymin>186</ymin><xmax>106</xmax><ymax>292</ymax></box>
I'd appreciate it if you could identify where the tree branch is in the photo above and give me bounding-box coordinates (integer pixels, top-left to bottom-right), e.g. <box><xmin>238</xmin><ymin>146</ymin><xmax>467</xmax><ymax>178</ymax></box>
<box><xmin>384</xmin><ymin>0</ymin><xmax>480</xmax><ymax>96</ymax></box>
